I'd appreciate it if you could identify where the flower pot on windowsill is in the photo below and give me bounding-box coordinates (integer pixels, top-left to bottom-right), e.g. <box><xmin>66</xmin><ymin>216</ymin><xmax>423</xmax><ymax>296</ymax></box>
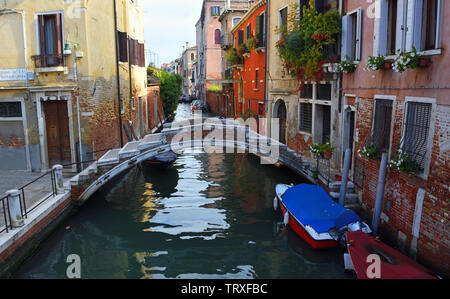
<box><xmin>418</xmin><ymin>57</ymin><xmax>431</xmax><ymax>68</ymax></box>
<box><xmin>382</xmin><ymin>61</ymin><xmax>392</xmax><ymax>70</ymax></box>
<box><xmin>322</xmin><ymin>151</ymin><xmax>332</xmax><ymax>160</ymax></box>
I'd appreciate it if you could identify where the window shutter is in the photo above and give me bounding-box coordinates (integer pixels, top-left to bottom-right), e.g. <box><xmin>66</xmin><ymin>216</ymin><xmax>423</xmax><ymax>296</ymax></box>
<box><xmin>55</xmin><ymin>13</ymin><xmax>63</xmax><ymax>57</ymax></box>
<box><xmin>396</xmin><ymin>0</ymin><xmax>407</xmax><ymax>53</ymax></box>
<box><xmin>373</xmin><ymin>0</ymin><xmax>389</xmax><ymax>56</ymax></box>
<box><xmin>255</xmin><ymin>15</ymin><xmax>260</xmax><ymax>37</ymax></box>
<box><xmin>406</xmin><ymin>0</ymin><xmax>423</xmax><ymax>51</ymax></box>
<box><xmin>356</xmin><ymin>8</ymin><xmax>362</xmax><ymax>61</ymax></box>
<box><xmin>38</xmin><ymin>15</ymin><xmax>46</xmax><ymax>66</ymax></box>
<box><xmin>118</xmin><ymin>31</ymin><xmax>128</xmax><ymax>63</ymax></box>
<box><xmin>238</xmin><ymin>30</ymin><xmax>244</xmax><ymax>45</ymax></box>
<box><xmin>134</xmin><ymin>39</ymin><xmax>139</xmax><ymax>66</ymax></box>
<box><xmin>141</xmin><ymin>43</ymin><xmax>145</xmax><ymax>66</ymax></box>
<box><xmin>341</xmin><ymin>14</ymin><xmax>351</xmax><ymax>60</ymax></box>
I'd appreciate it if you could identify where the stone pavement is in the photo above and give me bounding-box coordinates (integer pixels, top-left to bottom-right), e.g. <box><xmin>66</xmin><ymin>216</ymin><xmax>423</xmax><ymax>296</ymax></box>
<box><xmin>0</xmin><ymin>170</ymin><xmax>72</xmax><ymax>229</ymax></box>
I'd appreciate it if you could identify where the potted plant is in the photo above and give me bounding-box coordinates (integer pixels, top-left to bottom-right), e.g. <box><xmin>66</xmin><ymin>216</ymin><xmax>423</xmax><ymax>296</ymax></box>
<box><xmin>358</xmin><ymin>144</ymin><xmax>379</xmax><ymax>159</ymax></box>
<box><xmin>226</xmin><ymin>47</ymin><xmax>243</xmax><ymax>65</ymax></box>
<box><xmin>309</xmin><ymin>143</ymin><xmax>322</xmax><ymax>159</ymax></box>
<box><xmin>320</xmin><ymin>141</ymin><xmax>334</xmax><ymax>159</ymax></box>
<box><xmin>337</xmin><ymin>55</ymin><xmax>357</xmax><ymax>73</ymax></box>
<box><xmin>389</xmin><ymin>150</ymin><xmax>421</xmax><ymax>176</ymax></box>
<box><xmin>246</xmin><ymin>35</ymin><xmax>257</xmax><ymax>51</ymax></box>
<box><xmin>391</xmin><ymin>47</ymin><xmax>430</xmax><ymax>73</ymax></box>
<box><xmin>366</xmin><ymin>54</ymin><xmax>386</xmax><ymax>71</ymax></box>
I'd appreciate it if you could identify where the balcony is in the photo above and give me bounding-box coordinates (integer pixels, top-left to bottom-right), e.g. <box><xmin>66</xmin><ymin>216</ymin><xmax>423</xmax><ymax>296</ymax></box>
<box><xmin>31</xmin><ymin>54</ymin><xmax>66</xmax><ymax>72</ymax></box>
<box><xmin>220</xmin><ymin>34</ymin><xmax>233</xmax><ymax>50</ymax></box>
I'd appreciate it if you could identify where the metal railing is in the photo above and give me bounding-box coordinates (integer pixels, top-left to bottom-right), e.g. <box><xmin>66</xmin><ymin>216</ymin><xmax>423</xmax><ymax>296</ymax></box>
<box><xmin>316</xmin><ymin>156</ymin><xmax>331</xmax><ymax>185</ymax></box>
<box><xmin>31</xmin><ymin>54</ymin><xmax>65</xmax><ymax>68</ymax></box>
<box><xmin>0</xmin><ymin>169</ymin><xmax>57</xmax><ymax>234</ymax></box>
<box><xmin>220</xmin><ymin>34</ymin><xmax>233</xmax><ymax>49</ymax></box>
<box><xmin>0</xmin><ymin>159</ymin><xmax>98</xmax><ymax>234</ymax></box>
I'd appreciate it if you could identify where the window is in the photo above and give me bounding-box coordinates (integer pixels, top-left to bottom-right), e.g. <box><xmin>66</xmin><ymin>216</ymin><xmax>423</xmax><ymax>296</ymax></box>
<box><xmin>211</xmin><ymin>6</ymin><xmax>220</xmax><ymax>16</ymax></box>
<box><xmin>246</xmin><ymin>24</ymin><xmax>251</xmax><ymax>41</ymax></box>
<box><xmin>298</xmin><ymin>0</ymin><xmax>309</xmax><ymax>18</ymax></box>
<box><xmin>258</xmin><ymin>102</ymin><xmax>264</xmax><ymax>115</ymax></box>
<box><xmin>215</xmin><ymin>29</ymin><xmax>221</xmax><ymax>45</ymax></box>
<box><xmin>374</xmin><ymin>0</ymin><xmax>441</xmax><ymax>56</ymax></box>
<box><xmin>255</xmin><ymin>69</ymin><xmax>259</xmax><ymax>89</ymax></box>
<box><xmin>255</xmin><ymin>13</ymin><xmax>266</xmax><ymax>47</ymax></box>
<box><xmin>387</xmin><ymin>0</ymin><xmax>398</xmax><ymax>55</ymax></box>
<box><xmin>300</xmin><ymin>84</ymin><xmax>313</xmax><ymax>99</ymax></box>
<box><xmin>191</xmin><ymin>53</ymin><xmax>195</xmax><ymax>61</ymax></box>
<box><xmin>0</xmin><ymin>102</ymin><xmax>22</xmax><ymax>118</ymax></box>
<box><xmin>117</xmin><ymin>31</ymin><xmax>128</xmax><ymax>63</ymax></box>
<box><xmin>371</xmin><ymin>99</ymin><xmax>393</xmax><ymax>153</ymax></box>
<box><xmin>37</xmin><ymin>13</ymin><xmax>63</xmax><ymax>67</ymax></box>
<box><xmin>317</xmin><ymin>84</ymin><xmax>332</xmax><ymax>100</ymax></box>
<box><xmin>299</xmin><ymin>103</ymin><xmax>312</xmax><ymax>133</ymax></box>
<box><xmin>315</xmin><ymin>0</ymin><xmax>338</xmax><ymax>14</ymax></box>
<box><xmin>401</xmin><ymin>101</ymin><xmax>432</xmax><ymax>173</ymax></box>
<box><xmin>342</xmin><ymin>8</ymin><xmax>362</xmax><ymax>61</ymax></box>
<box><xmin>237</xmin><ymin>30</ymin><xmax>244</xmax><ymax>46</ymax></box>
<box><xmin>232</xmin><ymin>17</ymin><xmax>241</xmax><ymax>27</ymax></box>
<box><xmin>421</xmin><ymin>0</ymin><xmax>440</xmax><ymax>50</ymax></box>
<box><xmin>279</xmin><ymin>7</ymin><xmax>288</xmax><ymax>34</ymax></box>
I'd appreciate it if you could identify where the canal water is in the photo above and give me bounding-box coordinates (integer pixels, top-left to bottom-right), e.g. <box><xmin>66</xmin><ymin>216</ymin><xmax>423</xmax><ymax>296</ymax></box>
<box><xmin>14</xmin><ymin>104</ymin><xmax>352</xmax><ymax>279</ymax></box>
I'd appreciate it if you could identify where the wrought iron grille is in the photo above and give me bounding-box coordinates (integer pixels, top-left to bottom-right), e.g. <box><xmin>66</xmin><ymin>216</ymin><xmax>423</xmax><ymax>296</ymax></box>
<box><xmin>299</xmin><ymin>103</ymin><xmax>312</xmax><ymax>133</ymax></box>
<box><xmin>353</xmin><ymin>156</ymin><xmax>366</xmax><ymax>189</ymax></box>
<box><xmin>32</xmin><ymin>54</ymin><xmax>64</xmax><ymax>68</ymax></box>
<box><xmin>316</xmin><ymin>156</ymin><xmax>331</xmax><ymax>185</ymax></box>
<box><xmin>400</xmin><ymin>101</ymin><xmax>432</xmax><ymax>172</ymax></box>
<box><xmin>371</xmin><ymin>99</ymin><xmax>393</xmax><ymax>153</ymax></box>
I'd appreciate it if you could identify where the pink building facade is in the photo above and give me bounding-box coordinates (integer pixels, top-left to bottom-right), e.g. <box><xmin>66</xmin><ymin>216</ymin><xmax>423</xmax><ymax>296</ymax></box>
<box><xmin>341</xmin><ymin>0</ymin><xmax>449</xmax><ymax>276</ymax></box>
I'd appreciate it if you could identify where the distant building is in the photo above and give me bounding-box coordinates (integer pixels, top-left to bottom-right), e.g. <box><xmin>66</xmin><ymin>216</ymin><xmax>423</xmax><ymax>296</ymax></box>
<box><xmin>180</xmin><ymin>44</ymin><xmax>197</xmax><ymax>97</ymax></box>
<box><xmin>195</xmin><ymin>0</ymin><xmax>226</xmax><ymax>104</ymax></box>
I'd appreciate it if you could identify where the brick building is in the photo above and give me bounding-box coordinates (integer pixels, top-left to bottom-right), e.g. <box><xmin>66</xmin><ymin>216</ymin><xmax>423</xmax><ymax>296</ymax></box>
<box><xmin>341</xmin><ymin>0</ymin><xmax>449</xmax><ymax>276</ymax></box>
<box><xmin>0</xmin><ymin>0</ymin><xmax>148</xmax><ymax>172</ymax></box>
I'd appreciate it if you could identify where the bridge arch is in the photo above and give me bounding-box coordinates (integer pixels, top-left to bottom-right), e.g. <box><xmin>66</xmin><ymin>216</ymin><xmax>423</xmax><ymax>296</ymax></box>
<box><xmin>74</xmin><ymin>120</ymin><xmax>314</xmax><ymax>203</ymax></box>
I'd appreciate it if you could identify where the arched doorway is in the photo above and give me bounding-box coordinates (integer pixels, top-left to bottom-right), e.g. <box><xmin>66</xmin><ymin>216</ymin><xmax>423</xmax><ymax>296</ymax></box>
<box><xmin>273</xmin><ymin>99</ymin><xmax>287</xmax><ymax>144</ymax></box>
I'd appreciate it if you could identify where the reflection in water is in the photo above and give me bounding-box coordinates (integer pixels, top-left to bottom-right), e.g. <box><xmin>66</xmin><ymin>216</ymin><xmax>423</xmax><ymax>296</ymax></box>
<box><xmin>14</xmin><ymin>147</ymin><xmax>352</xmax><ymax>279</ymax></box>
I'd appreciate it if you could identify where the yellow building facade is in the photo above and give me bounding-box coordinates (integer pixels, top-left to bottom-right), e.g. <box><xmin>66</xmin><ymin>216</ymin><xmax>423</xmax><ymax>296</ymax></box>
<box><xmin>0</xmin><ymin>0</ymin><xmax>147</xmax><ymax>172</ymax></box>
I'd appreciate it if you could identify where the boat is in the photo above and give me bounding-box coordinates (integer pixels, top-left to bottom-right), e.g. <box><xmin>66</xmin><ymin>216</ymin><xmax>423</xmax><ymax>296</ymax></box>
<box><xmin>143</xmin><ymin>150</ymin><xmax>178</xmax><ymax>168</ymax></box>
<box><xmin>274</xmin><ymin>184</ymin><xmax>371</xmax><ymax>249</ymax></box>
<box><xmin>345</xmin><ymin>231</ymin><xmax>438</xmax><ymax>279</ymax></box>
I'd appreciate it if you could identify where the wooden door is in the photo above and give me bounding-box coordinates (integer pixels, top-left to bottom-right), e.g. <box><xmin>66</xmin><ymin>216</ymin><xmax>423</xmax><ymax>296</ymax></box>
<box><xmin>44</xmin><ymin>101</ymin><xmax>71</xmax><ymax>167</ymax></box>
<box><xmin>277</xmin><ymin>101</ymin><xmax>287</xmax><ymax>144</ymax></box>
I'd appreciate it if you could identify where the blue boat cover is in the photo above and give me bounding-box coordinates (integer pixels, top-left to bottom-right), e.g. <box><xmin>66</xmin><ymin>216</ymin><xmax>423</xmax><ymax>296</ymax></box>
<box><xmin>282</xmin><ymin>184</ymin><xmax>359</xmax><ymax>234</ymax></box>
<box><xmin>152</xmin><ymin>151</ymin><xmax>177</xmax><ymax>163</ymax></box>
<box><xmin>335</xmin><ymin>209</ymin><xmax>361</xmax><ymax>231</ymax></box>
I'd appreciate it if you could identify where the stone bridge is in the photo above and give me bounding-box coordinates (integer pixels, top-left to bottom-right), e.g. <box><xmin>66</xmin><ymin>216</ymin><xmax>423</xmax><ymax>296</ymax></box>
<box><xmin>70</xmin><ymin>118</ymin><xmax>319</xmax><ymax>203</ymax></box>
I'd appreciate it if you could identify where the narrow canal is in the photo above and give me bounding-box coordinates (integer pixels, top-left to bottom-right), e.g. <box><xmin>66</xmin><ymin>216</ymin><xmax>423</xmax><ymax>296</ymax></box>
<box><xmin>14</xmin><ymin>104</ymin><xmax>352</xmax><ymax>279</ymax></box>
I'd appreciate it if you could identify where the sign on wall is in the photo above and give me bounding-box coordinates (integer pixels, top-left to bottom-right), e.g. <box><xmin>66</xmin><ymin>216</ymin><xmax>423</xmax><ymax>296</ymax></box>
<box><xmin>0</xmin><ymin>68</ymin><xmax>28</xmax><ymax>81</ymax></box>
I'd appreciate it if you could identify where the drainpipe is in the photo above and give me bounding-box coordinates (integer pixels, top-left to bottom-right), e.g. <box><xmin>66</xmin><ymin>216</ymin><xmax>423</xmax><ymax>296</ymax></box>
<box><xmin>264</xmin><ymin>0</ymin><xmax>270</xmax><ymax>137</ymax></box>
<box><xmin>76</xmin><ymin>96</ymin><xmax>83</xmax><ymax>171</ymax></box>
<box><xmin>113</xmin><ymin>0</ymin><xmax>124</xmax><ymax>147</ymax></box>
<box><xmin>339</xmin><ymin>147</ymin><xmax>351</xmax><ymax>206</ymax></box>
<box><xmin>372</xmin><ymin>153</ymin><xmax>389</xmax><ymax>236</ymax></box>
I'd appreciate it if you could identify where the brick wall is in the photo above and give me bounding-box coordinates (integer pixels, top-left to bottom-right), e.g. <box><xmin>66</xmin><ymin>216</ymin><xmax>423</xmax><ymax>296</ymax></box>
<box><xmin>353</xmin><ymin>96</ymin><xmax>449</xmax><ymax>277</ymax></box>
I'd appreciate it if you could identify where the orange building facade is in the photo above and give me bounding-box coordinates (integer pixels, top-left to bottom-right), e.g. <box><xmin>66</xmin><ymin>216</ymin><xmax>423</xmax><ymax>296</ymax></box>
<box><xmin>232</xmin><ymin>0</ymin><xmax>267</xmax><ymax>127</ymax></box>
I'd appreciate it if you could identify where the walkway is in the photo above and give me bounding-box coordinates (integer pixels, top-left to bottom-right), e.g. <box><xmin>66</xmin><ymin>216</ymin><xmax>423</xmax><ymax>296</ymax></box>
<box><xmin>0</xmin><ymin>170</ymin><xmax>72</xmax><ymax>228</ymax></box>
